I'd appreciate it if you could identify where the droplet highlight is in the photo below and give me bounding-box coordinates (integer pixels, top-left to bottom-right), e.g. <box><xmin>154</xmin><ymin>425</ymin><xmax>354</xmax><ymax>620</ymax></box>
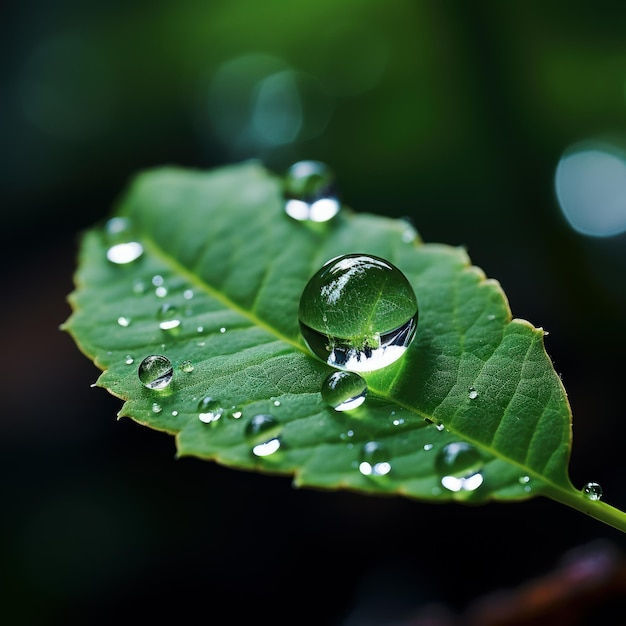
<box><xmin>138</xmin><ymin>355</ymin><xmax>174</xmax><ymax>390</ymax></box>
<box><xmin>299</xmin><ymin>254</ymin><xmax>418</xmax><ymax>372</ymax></box>
<box><xmin>283</xmin><ymin>160</ymin><xmax>340</xmax><ymax>222</ymax></box>
<box><xmin>435</xmin><ymin>442</ymin><xmax>484</xmax><ymax>492</ymax></box>
<box><xmin>321</xmin><ymin>370</ymin><xmax>367</xmax><ymax>411</ymax></box>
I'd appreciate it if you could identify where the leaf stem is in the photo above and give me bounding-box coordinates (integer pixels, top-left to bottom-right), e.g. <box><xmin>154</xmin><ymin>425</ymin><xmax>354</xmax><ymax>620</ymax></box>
<box><xmin>543</xmin><ymin>485</ymin><xmax>626</xmax><ymax>534</ymax></box>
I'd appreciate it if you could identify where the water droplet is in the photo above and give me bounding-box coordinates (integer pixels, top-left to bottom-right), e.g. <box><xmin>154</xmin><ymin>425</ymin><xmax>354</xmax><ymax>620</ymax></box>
<box><xmin>198</xmin><ymin>397</ymin><xmax>224</xmax><ymax>423</ymax></box>
<box><xmin>220</xmin><ymin>327</ymin><xmax>226</xmax><ymax>334</ymax></box>
<box><xmin>358</xmin><ymin>441</ymin><xmax>391</xmax><ymax>476</ymax></box>
<box><xmin>183</xmin><ymin>289</ymin><xmax>194</xmax><ymax>300</ymax></box>
<box><xmin>435</xmin><ymin>442</ymin><xmax>484</xmax><ymax>492</ymax></box>
<box><xmin>117</xmin><ymin>316</ymin><xmax>131</xmax><ymax>327</ymax></box>
<box><xmin>157</xmin><ymin>303</ymin><xmax>181</xmax><ymax>331</ymax></box>
<box><xmin>468</xmin><ymin>386</ymin><xmax>478</xmax><ymax>400</ymax></box>
<box><xmin>423</xmin><ymin>443</ymin><xmax>433</xmax><ymax>451</ymax></box>
<box><xmin>273</xmin><ymin>400</ymin><xmax>281</xmax><ymax>407</ymax></box>
<box><xmin>245</xmin><ymin>414</ymin><xmax>281</xmax><ymax>456</ymax></box>
<box><xmin>518</xmin><ymin>475</ymin><xmax>532</xmax><ymax>493</ymax></box>
<box><xmin>582</xmin><ymin>481</ymin><xmax>603</xmax><ymax>501</ymax></box>
<box><xmin>180</xmin><ymin>360</ymin><xmax>194</xmax><ymax>373</ymax></box>
<box><xmin>321</xmin><ymin>370</ymin><xmax>367</xmax><ymax>411</ymax></box>
<box><xmin>487</xmin><ymin>314</ymin><xmax>496</xmax><ymax>321</ymax></box>
<box><xmin>228</xmin><ymin>405</ymin><xmax>243</xmax><ymax>419</ymax></box>
<box><xmin>172</xmin><ymin>410</ymin><xmax>179</xmax><ymax>416</ymax></box>
<box><xmin>133</xmin><ymin>280</ymin><xmax>147</xmax><ymax>295</ymax></box>
<box><xmin>138</xmin><ymin>355</ymin><xmax>173</xmax><ymax>390</ymax></box>
<box><xmin>104</xmin><ymin>217</ymin><xmax>144</xmax><ymax>264</ymax></box>
<box><xmin>435</xmin><ymin>422</ymin><xmax>445</xmax><ymax>431</ymax></box>
<box><xmin>152</xmin><ymin>275</ymin><xmax>164</xmax><ymax>286</ymax></box>
<box><xmin>283</xmin><ymin>160</ymin><xmax>340</xmax><ymax>222</ymax></box>
<box><xmin>299</xmin><ymin>254</ymin><xmax>419</xmax><ymax>372</ymax></box>
<box><xmin>124</xmin><ymin>355</ymin><xmax>134</xmax><ymax>365</ymax></box>
<box><xmin>151</xmin><ymin>402</ymin><xmax>162</xmax><ymax>414</ymax></box>
<box><xmin>155</xmin><ymin>286</ymin><xmax>168</xmax><ymax>298</ymax></box>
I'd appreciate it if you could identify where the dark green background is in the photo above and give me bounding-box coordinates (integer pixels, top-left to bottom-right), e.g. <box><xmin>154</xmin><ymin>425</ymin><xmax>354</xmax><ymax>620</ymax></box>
<box><xmin>4</xmin><ymin>1</ymin><xmax>626</xmax><ymax>623</ymax></box>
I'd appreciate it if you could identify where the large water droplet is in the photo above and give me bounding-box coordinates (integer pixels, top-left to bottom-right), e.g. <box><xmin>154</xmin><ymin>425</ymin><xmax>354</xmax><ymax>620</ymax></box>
<box><xmin>582</xmin><ymin>481</ymin><xmax>603</xmax><ymax>501</ymax></box>
<box><xmin>299</xmin><ymin>254</ymin><xmax>418</xmax><ymax>372</ymax></box>
<box><xmin>435</xmin><ymin>442</ymin><xmax>484</xmax><ymax>492</ymax></box>
<box><xmin>358</xmin><ymin>441</ymin><xmax>391</xmax><ymax>476</ymax></box>
<box><xmin>245</xmin><ymin>414</ymin><xmax>281</xmax><ymax>456</ymax></box>
<box><xmin>321</xmin><ymin>370</ymin><xmax>367</xmax><ymax>411</ymax></box>
<box><xmin>138</xmin><ymin>355</ymin><xmax>173</xmax><ymax>390</ymax></box>
<box><xmin>283</xmin><ymin>160</ymin><xmax>340</xmax><ymax>223</ymax></box>
<box><xmin>198</xmin><ymin>397</ymin><xmax>224</xmax><ymax>423</ymax></box>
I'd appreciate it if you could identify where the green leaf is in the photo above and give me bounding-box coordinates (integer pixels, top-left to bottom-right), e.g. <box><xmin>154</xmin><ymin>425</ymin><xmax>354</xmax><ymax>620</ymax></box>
<box><xmin>63</xmin><ymin>161</ymin><xmax>626</xmax><ymax>532</ymax></box>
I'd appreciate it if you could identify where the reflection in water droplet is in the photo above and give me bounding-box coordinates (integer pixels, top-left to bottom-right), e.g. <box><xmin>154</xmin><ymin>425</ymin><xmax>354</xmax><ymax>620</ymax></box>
<box><xmin>435</xmin><ymin>442</ymin><xmax>484</xmax><ymax>492</ymax></box>
<box><xmin>283</xmin><ymin>160</ymin><xmax>340</xmax><ymax>222</ymax></box>
<box><xmin>245</xmin><ymin>414</ymin><xmax>281</xmax><ymax>456</ymax></box>
<box><xmin>359</xmin><ymin>441</ymin><xmax>391</xmax><ymax>476</ymax></box>
<box><xmin>321</xmin><ymin>370</ymin><xmax>367</xmax><ymax>411</ymax></box>
<box><xmin>468</xmin><ymin>386</ymin><xmax>478</xmax><ymax>400</ymax></box>
<box><xmin>299</xmin><ymin>254</ymin><xmax>418</xmax><ymax>372</ymax></box>
<box><xmin>180</xmin><ymin>360</ymin><xmax>194</xmax><ymax>373</ymax></box>
<box><xmin>198</xmin><ymin>397</ymin><xmax>224</xmax><ymax>423</ymax></box>
<box><xmin>582</xmin><ymin>481</ymin><xmax>603</xmax><ymax>501</ymax></box>
<box><xmin>138</xmin><ymin>355</ymin><xmax>173</xmax><ymax>390</ymax></box>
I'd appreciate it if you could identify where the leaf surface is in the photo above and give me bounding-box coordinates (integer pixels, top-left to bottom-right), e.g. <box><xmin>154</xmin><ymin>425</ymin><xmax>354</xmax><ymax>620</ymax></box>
<box><xmin>64</xmin><ymin>161</ymin><xmax>575</xmax><ymax>503</ymax></box>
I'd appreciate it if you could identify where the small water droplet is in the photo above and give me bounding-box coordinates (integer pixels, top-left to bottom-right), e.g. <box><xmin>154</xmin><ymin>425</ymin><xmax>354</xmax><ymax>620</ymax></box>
<box><xmin>152</xmin><ymin>275</ymin><xmax>164</xmax><ymax>286</ymax></box>
<box><xmin>299</xmin><ymin>254</ymin><xmax>419</xmax><ymax>372</ymax></box>
<box><xmin>400</xmin><ymin>217</ymin><xmax>418</xmax><ymax>242</ymax></box>
<box><xmin>117</xmin><ymin>316</ymin><xmax>131</xmax><ymax>327</ymax></box>
<box><xmin>157</xmin><ymin>303</ymin><xmax>181</xmax><ymax>331</ymax></box>
<box><xmin>104</xmin><ymin>218</ymin><xmax>144</xmax><ymax>265</ymax></box>
<box><xmin>183</xmin><ymin>289</ymin><xmax>194</xmax><ymax>300</ymax></box>
<box><xmin>138</xmin><ymin>355</ymin><xmax>173</xmax><ymax>390</ymax></box>
<box><xmin>435</xmin><ymin>422</ymin><xmax>445</xmax><ymax>431</ymax></box>
<box><xmin>124</xmin><ymin>355</ymin><xmax>134</xmax><ymax>365</ymax></box>
<box><xmin>228</xmin><ymin>405</ymin><xmax>243</xmax><ymax>419</ymax></box>
<box><xmin>155</xmin><ymin>286</ymin><xmax>168</xmax><ymax>298</ymax></box>
<box><xmin>133</xmin><ymin>280</ymin><xmax>147</xmax><ymax>295</ymax></box>
<box><xmin>468</xmin><ymin>386</ymin><xmax>479</xmax><ymax>400</ymax></box>
<box><xmin>245</xmin><ymin>414</ymin><xmax>281</xmax><ymax>456</ymax></box>
<box><xmin>321</xmin><ymin>370</ymin><xmax>367</xmax><ymax>411</ymax></box>
<box><xmin>582</xmin><ymin>481</ymin><xmax>603</xmax><ymax>501</ymax></box>
<box><xmin>220</xmin><ymin>327</ymin><xmax>226</xmax><ymax>334</ymax></box>
<box><xmin>198</xmin><ymin>397</ymin><xmax>224</xmax><ymax>423</ymax></box>
<box><xmin>273</xmin><ymin>400</ymin><xmax>281</xmax><ymax>407</ymax></box>
<box><xmin>487</xmin><ymin>314</ymin><xmax>496</xmax><ymax>321</ymax></box>
<box><xmin>435</xmin><ymin>442</ymin><xmax>484</xmax><ymax>492</ymax></box>
<box><xmin>423</xmin><ymin>443</ymin><xmax>433</xmax><ymax>451</ymax></box>
<box><xmin>283</xmin><ymin>160</ymin><xmax>340</xmax><ymax>223</ymax></box>
<box><xmin>151</xmin><ymin>402</ymin><xmax>162</xmax><ymax>414</ymax></box>
<box><xmin>339</xmin><ymin>429</ymin><xmax>355</xmax><ymax>441</ymax></box>
<box><xmin>171</xmin><ymin>410</ymin><xmax>179</xmax><ymax>416</ymax></box>
<box><xmin>180</xmin><ymin>360</ymin><xmax>194</xmax><ymax>373</ymax></box>
<box><xmin>358</xmin><ymin>441</ymin><xmax>391</xmax><ymax>476</ymax></box>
